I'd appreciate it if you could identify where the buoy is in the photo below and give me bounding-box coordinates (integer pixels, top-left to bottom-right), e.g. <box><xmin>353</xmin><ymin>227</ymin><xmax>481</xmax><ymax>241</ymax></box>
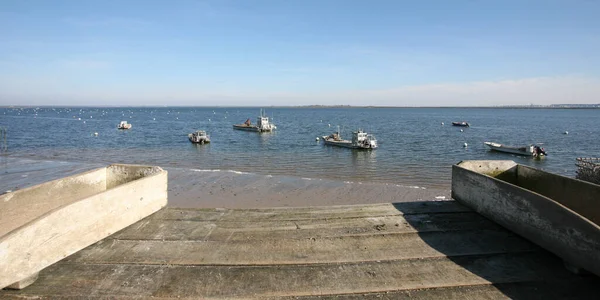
<box><xmin>564</xmin><ymin>131</ymin><xmax>569</xmax><ymax>135</ymax></box>
<box><xmin>153</xmin><ymin>118</ymin><xmax>156</xmax><ymax>121</ymax></box>
<box><xmin>78</xmin><ymin>117</ymin><xmax>81</xmax><ymax>120</ymax></box>
<box><xmin>460</xmin><ymin>129</ymin><xmax>463</xmax><ymax>132</ymax></box>
<box><xmin>441</xmin><ymin>122</ymin><xmax>444</xmax><ymax>125</ymax></box>
<box><xmin>209</xmin><ymin>118</ymin><xmax>211</xmax><ymax>122</ymax></box>
<box><xmin>94</xmin><ymin>132</ymin><xmax>98</xmax><ymax>136</ymax></box>
<box><xmin>316</xmin><ymin>137</ymin><xmax>320</xmax><ymax>141</ymax></box>
<box><xmin>83</xmin><ymin>121</ymin><xmax>86</xmax><ymax>124</ymax></box>
<box><xmin>328</xmin><ymin>124</ymin><xmax>331</xmax><ymax>127</ymax></box>
<box><xmin>463</xmin><ymin>143</ymin><xmax>468</xmax><ymax>147</ymax></box>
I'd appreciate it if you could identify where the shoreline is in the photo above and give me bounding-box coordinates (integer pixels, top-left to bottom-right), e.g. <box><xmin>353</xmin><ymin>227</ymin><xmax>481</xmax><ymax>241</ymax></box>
<box><xmin>3</xmin><ymin>105</ymin><xmax>599</xmax><ymax>109</ymax></box>
<box><xmin>0</xmin><ymin>157</ymin><xmax>451</xmax><ymax>208</ymax></box>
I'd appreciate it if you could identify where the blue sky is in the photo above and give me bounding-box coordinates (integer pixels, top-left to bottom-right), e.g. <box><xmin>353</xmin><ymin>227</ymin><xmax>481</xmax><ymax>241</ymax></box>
<box><xmin>1</xmin><ymin>0</ymin><xmax>599</xmax><ymax>106</ymax></box>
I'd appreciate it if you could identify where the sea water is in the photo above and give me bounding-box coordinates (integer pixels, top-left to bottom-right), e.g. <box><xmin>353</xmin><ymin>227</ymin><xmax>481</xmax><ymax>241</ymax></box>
<box><xmin>1</xmin><ymin>107</ymin><xmax>598</xmax><ymax>189</ymax></box>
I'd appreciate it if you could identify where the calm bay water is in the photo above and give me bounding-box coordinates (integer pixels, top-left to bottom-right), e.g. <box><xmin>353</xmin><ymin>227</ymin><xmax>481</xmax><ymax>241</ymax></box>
<box><xmin>1</xmin><ymin>107</ymin><xmax>598</xmax><ymax>188</ymax></box>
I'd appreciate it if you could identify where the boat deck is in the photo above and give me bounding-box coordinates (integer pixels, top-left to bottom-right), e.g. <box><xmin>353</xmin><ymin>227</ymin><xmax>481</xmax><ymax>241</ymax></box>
<box><xmin>2</xmin><ymin>201</ymin><xmax>598</xmax><ymax>298</ymax></box>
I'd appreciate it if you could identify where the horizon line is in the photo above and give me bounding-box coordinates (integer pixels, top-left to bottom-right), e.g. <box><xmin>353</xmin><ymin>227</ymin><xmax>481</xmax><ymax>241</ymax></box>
<box><xmin>2</xmin><ymin>104</ymin><xmax>600</xmax><ymax>109</ymax></box>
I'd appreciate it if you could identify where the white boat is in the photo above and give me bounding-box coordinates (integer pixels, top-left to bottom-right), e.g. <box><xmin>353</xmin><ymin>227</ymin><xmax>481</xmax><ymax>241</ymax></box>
<box><xmin>322</xmin><ymin>128</ymin><xmax>377</xmax><ymax>150</ymax></box>
<box><xmin>188</xmin><ymin>130</ymin><xmax>210</xmax><ymax>144</ymax></box>
<box><xmin>117</xmin><ymin>121</ymin><xmax>132</xmax><ymax>129</ymax></box>
<box><xmin>233</xmin><ymin>109</ymin><xmax>276</xmax><ymax>132</ymax></box>
<box><xmin>484</xmin><ymin>142</ymin><xmax>546</xmax><ymax>157</ymax></box>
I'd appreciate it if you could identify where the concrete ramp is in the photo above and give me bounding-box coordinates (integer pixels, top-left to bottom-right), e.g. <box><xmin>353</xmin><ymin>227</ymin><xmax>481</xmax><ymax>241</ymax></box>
<box><xmin>1</xmin><ymin>202</ymin><xmax>598</xmax><ymax>298</ymax></box>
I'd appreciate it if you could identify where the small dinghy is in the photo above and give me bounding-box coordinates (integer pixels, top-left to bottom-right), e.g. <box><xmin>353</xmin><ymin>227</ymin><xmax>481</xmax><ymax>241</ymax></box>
<box><xmin>484</xmin><ymin>141</ymin><xmax>547</xmax><ymax>157</ymax></box>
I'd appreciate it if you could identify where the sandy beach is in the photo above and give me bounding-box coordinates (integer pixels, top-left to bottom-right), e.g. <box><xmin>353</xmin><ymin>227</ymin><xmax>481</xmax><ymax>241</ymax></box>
<box><xmin>1</xmin><ymin>158</ymin><xmax>451</xmax><ymax>208</ymax></box>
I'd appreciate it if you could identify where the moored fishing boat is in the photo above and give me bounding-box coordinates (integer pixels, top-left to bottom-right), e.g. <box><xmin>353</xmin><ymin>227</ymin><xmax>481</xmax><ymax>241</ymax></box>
<box><xmin>117</xmin><ymin>121</ymin><xmax>132</xmax><ymax>129</ymax></box>
<box><xmin>322</xmin><ymin>128</ymin><xmax>377</xmax><ymax>150</ymax></box>
<box><xmin>233</xmin><ymin>109</ymin><xmax>276</xmax><ymax>132</ymax></box>
<box><xmin>484</xmin><ymin>141</ymin><xmax>547</xmax><ymax>157</ymax></box>
<box><xmin>188</xmin><ymin>130</ymin><xmax>210</xmax><ymax>144</ymax></box>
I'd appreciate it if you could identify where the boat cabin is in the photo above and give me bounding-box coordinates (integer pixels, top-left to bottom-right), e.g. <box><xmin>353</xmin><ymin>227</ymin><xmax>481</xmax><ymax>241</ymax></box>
<box><xmin>118</xmin><ymin>121</ymin><xmax>132</xmax><ymax>129</ymax></box>
<box><xmin>192</xmin><ymin>130</ymin><xmax>207</xmax><ymax>138</ymax></box>
<box><xmin>257</xmin><ymin>116</ymin><xmax>270</xmax><ymax>130</ymax></box>
<box><xmin>352</xmin><ymin>130</ymin><xmax>378</xmax><ymax>148</ymax></box>
<box><xmin>352</xmin><ymin>131</ymin><xmax>368</xmax><ymax>144</ymax></box>
<box><xmin>189</xmin><ymin>130</ymin><xmax>210</xmax><ymax>144</ymax></box>
<box><xmin>254</xmin><ymin>109</ymin><xmax>276</xmax><ymax>132</ymax></box>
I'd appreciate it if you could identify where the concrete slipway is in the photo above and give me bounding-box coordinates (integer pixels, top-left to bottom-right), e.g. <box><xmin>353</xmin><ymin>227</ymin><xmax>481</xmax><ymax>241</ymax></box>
<box><xmin>1</xmin><ymin>202</ymin><xmax>599</xmax><ymax>298</ymax></box>
<box><xmin>1</xmin><ymin>161</ymin><xmax>599</xmax><ymax>298</ymax></box>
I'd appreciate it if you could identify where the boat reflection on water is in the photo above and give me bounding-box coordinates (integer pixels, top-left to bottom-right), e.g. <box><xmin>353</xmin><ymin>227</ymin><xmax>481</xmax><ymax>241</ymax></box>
<box><xmin>190</xmin><ymin>141</ymin><xmax>211</xmax><ymax>154</ymax></box>
<box><xmin>351</xmin><ymin>150</ymin><xmax>377</xmax><ymax>177</ymax></box>
<box><xmin>352</xmin><ymin>149</ymin><xmax>377</xmax><ymax>164</ymax></box>
<box><xmin>256</xmin><ymin>130</ymin><xmax>277</xmax><ymax>148</ymax></box>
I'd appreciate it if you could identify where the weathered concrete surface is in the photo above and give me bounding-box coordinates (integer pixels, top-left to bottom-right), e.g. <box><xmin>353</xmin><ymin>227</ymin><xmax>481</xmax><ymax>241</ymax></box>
<box><xmin>0</xmin><ymin>167</ymin><xmax>107</xmax><ymax>237</ymax></box>
<box><xmin>516</xmin><ymin>164</ymin><xmax>600</xmax><ymax>225</ymax></box>
<box><xmin>0</xmin><ymin>164</ymin><xmax>168</xmax><ymax>289</ymax></box>
<box><xmin>5</xmin><ymin>273</ymin><xmax>38</xmax><ymax>290</ymax></box>
<box><xmin>452</xmin><ymin>160</ymin><xmax>600</xmax><ymax>278</ymax></box>
<box><xmin>1</xmin><ymin>202</ymin><xmax>598</xmax><ymax>298</ymax></box>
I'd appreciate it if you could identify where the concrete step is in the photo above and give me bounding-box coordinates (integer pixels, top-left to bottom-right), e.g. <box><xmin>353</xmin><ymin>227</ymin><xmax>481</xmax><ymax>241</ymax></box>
<box><xmin>3</xmin><ymin>252</ymin><xmax>594</xmax><ymax>299</ymax></box>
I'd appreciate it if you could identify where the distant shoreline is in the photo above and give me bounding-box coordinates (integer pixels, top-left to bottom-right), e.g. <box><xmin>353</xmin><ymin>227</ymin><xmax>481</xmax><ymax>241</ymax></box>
<box><xmin>2</xmin><ymin>105</ymin><xmax>600</xmax><ymax>109</ymax></box>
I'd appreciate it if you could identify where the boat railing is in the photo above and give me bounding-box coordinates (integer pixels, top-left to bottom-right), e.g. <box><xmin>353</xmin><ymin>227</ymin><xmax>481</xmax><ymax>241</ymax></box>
<box><xmin>576</xmin><ymin>157</ymin><xmax>600</xmax><ymax>185</ymax></box>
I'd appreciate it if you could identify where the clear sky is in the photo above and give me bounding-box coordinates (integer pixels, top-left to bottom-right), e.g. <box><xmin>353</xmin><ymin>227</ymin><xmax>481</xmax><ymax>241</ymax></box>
<box><xmin>1</xmin><ymin>0</ymin><xmax>599</xmax><ymax>106</ymax></box>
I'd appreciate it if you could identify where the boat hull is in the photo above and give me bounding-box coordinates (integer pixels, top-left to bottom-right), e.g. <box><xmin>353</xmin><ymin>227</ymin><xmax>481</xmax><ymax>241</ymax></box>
<box><xmin>188</xmin><ymin>134</ymin><xmax>210</xmax><ymax>144</ymax></box>
<box><xmin>188</xmin><ymin>138</ymin><xmax>210</xmax><ymax>144</ymax></box>
<box><xmin>233</xmin><ymin>124</ymin><xmax>273</xmax><ymax>132</ymax></box>
<box><xmin>322</xmin><ymin>138</ymin><xmax>376</xmax><ymax>150</ymax></box>
<box><xmin>452</xmin><ymin>160</ymin><xmax>600</xmax><ymax>277</ymax></box>
<box><xmin>484</xmin><ymin>142</ymin><xmax>540</xmax><ymax>157</ymax></box>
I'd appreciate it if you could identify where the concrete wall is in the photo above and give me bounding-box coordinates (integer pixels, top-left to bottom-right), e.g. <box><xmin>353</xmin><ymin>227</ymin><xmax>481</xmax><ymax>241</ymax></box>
<box><xmin>0</xmin><ymin>167</ymin><xmax>107</xmax><ymax>237</ymax></box>
<box><xmin>106</xmin><ymin>164</ymin><xmax>163</xmax><ymax>189</ymax></box>
<box><xmin>0</xmin><ymin>164</ymin><xmax>168</xmax><ymax>289</ymax></box>
<box><xmin>515</xmin><ymin>165</ymin><xmax>600</xmax><ymax>226</ymax></box>
<box><xmin>452</xmin><ymin>161</ymin><xmax>600</xmax><ymax>277</ymax></box>
<box><xmin>452</xmin><ymin>160</ymin><xmax>518</xmax><ymax>183</ymax></box>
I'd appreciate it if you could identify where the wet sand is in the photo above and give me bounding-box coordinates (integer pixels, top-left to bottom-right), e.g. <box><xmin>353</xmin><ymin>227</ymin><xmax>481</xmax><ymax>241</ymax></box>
<box><xmin>1</xmin><ymin>158</ymin><xmax>451</xmax><ymax>208</ymax></box>
<box><xmin>168</xmin><ymin>168</ymin><xmax>451</xmax><ymax>208</ymax></box>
